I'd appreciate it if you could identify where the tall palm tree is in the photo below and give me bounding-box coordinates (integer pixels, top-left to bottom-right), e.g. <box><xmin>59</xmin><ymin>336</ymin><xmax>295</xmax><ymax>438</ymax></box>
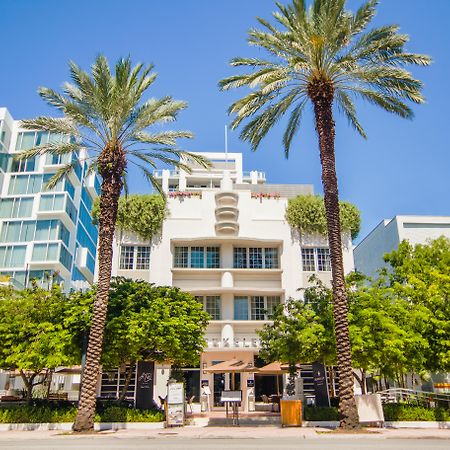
<box><xmin>16</xmin><ymin>55</ymin><xmax>208</xmax><ymax>432</ymax></box>
<box><xmin>219</xmin><ymin>0</ymin><xmax>430</xmax><ymax>428</ymax></box>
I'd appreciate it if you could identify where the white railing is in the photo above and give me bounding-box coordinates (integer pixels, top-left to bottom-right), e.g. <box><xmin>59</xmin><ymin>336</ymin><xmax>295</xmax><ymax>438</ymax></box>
<box><xmin>377</xmin><ymin>388</ymin><xmax>450</xmax><ymax>408</ymax></box>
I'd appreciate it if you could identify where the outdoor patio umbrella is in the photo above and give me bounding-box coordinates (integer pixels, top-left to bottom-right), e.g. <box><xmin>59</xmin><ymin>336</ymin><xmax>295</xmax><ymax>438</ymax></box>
<box><xmin>257</xmin><ymin>362</ymin><xmax>301</xmax><ymax>395</ymax></box>
<box><xmin>204</xmin><ymin>359</ymin><xmax>258</xmax><ymax>390</ymax></box>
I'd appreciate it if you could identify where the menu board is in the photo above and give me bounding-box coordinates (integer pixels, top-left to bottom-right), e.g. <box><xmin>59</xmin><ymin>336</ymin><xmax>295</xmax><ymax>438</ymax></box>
<box><xmin>167</xmin><ymin>382</ymin><xmax>184</xmax><ymax>404</ymax></box>
<box><xmin>166</xmin><ymin>382</ymin><xmax>185</xmax><ymax>427</ymax></box>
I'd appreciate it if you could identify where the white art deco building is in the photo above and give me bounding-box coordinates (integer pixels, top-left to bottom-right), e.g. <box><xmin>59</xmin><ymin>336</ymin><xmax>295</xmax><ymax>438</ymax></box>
<box><xmin>109</xmin><ymin>152</ymin><xmax>355</xmax><ymax>409</ymax></box>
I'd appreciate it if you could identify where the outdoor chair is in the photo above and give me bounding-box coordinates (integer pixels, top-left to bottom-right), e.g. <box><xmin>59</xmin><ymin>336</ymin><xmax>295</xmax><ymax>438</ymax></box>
<box><xmin>186</xmin><ymin>395</ymin><xmax>195</xmax><ymax>414</ymax></box>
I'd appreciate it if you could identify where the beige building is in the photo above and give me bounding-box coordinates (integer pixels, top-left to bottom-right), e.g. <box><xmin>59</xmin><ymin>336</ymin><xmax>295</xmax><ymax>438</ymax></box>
<box><xmin>109</xmin><ymin>152</ymin><xmax>355</xmax><ymax>410</ymax></box>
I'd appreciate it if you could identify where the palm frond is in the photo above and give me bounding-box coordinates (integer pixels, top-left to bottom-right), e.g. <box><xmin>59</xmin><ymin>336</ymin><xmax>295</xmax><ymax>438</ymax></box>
<box><xmin>335</xmin><ymin>90</ymin><xmax>367</xmax><ymax>138</ymax></box>
<box><xmin>220</xmin><ymin>0</ymin><xmax>430</xmax><ymax>148</ymax></box>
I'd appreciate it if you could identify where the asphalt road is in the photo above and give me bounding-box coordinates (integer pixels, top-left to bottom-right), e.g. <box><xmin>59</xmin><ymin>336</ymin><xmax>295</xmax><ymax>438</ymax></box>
<box><xmin>0</xmin><ymin>437</ymin><xmax>449</xmax><ymax>450</ymax></box>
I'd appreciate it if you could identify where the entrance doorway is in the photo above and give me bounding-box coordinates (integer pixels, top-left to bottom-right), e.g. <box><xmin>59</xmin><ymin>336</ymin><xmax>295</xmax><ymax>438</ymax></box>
<box><xmin>213</xmin><ymin>372</ymin><xmax>241</xmax><ymax>407</ymax></box>
<box><xmin>255</xmin><ymin>374</ymin><xmax>282</xmax><ymax>401</ymax></box>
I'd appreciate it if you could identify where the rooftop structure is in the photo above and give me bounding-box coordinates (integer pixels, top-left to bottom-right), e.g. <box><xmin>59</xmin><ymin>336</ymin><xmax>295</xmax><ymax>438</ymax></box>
<box><xmin>0</xmin><ymin>107</ymin><xmax>100</xmax><ymax>290</ymax></box>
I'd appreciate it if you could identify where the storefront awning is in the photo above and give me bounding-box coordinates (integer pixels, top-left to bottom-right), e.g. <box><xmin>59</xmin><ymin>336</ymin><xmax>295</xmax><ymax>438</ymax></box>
<box><xmin>257</xmin><ymin>361</ymin><xmax>301</xmax><ymax>375</ymax></box>
<box><xmin>204</xmin><ymin>358</ymin><xmax>257</xmax><ymax>373</ymax></box>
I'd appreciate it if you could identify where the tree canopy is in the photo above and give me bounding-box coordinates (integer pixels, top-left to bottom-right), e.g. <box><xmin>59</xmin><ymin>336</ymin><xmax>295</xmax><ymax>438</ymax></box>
<box><xmin>0</xmin><ymin>285</ymin><xmax>87</xmax><ymax>401</ymax></box>
<box><xmin>102</xmin><ymin>278</ymin><xmax>209</xmax><ymax>370</ymax></box>
<box><xmin>260</xmin><ymin>237</ymin><xmax>450</xmax><ymax>393</ymax></box>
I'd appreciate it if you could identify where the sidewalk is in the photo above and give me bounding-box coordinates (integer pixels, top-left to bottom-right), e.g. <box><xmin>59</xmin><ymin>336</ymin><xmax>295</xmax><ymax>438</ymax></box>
<box><xmin>0</xmin><ymin>425</ymin><xmax>449</xmax><ymax>441</ymax></box>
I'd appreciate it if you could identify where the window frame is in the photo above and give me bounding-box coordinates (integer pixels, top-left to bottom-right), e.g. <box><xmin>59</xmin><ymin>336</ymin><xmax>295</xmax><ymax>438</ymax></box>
<box><xmin>233</xmin><ymin>295</ymin><xmax>281</xmax><ymax>320</ymax></box>
<box><xmin>301</xmin><ymin>247</ymin><xmax>331</xmax><ymax>272</ymax></box>
<box><xmin>119</xmin><ymin>245</ymin><xmax>151</xmax><ymax>270</ymax></box>
<box><xmin>173</xmin><ymin>246</ymin><xmax>221</xmax><ymax>269</ymax></box>
<box><xmin>233</xmin><ymin>247</ymin><xmax>279</xmax><ymax>269</ymax></box>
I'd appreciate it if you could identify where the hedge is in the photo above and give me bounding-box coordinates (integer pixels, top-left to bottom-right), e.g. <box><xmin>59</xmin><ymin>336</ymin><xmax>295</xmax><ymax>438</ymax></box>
<box><xmin>0</xmin><ymin>405</ymin><xmax>164</xmax><ymax>423</ymax></box>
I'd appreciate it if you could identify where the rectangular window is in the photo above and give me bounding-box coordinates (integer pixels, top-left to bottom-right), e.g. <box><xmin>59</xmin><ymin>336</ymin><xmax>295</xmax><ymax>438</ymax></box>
<box><xmin>234</xmin><ymin>296</ymin><xmax>249</xmax><ymax>320</ymax></box>
<box><xmin>204</xmin><ymin>296</ymin><xmax>221</xmax><ymax>320</ymax></box>
<box><xmin>32</xmin><ymin>243</ymin><xmax>58</xmax><ymax>262</ymax></box>
<box><xmin>301</xmin><ymin>248</ymin><xmax>316</xmax><ymax>271</ymax></box>
<box><xmin>206</xmin><ymin>247</ymin><xmax>220</xmax><ymax>268</ymax></box>
<box><xmin>173</xmin><ymin>246</ymin><xmax>220</xmax><ymax>269</ymax></box>
<box><xmin>0</xmin><ymin>197</ymin><xmax>34</xmax><ymax>219</ymax></box>
<box><xmin>233</xmin><ymin>247</ymin><xmax>279</xmax><ymax>269</ymax></box>
<box><xmin>119</xmin><ymin>245</ymin><xmax>134</xmax><ymax>270</ymax></box>
<box><xmin>174</xmin><ymin>246</ymin><xmax>188</xmax><ymax>268</ymax></box>
<box><xmin>234</xmin><ymin>296</ymin><xmax>281</xmax><ymax>320</ymax></box>
<box><xmin>0</xmin><ymin>221</ymin><xmax>35</xmax><ymax>243</ymax></box>
<box><xmin>233</xmin><ymin>248</ymin><xmax>247</xmax><ymax>268</ymax></box>
<box><xmin>190</xmin><ymin>246</ymin><xmax>204</xmax><ymax>268</ymax></box>
<box><xmin>301</xmin><ymin>248</ymin><xmax>331</xmax><ymax>272</ymax></box>
<box><xmin>0</xmin><ymin>245</ymin><xmax>26</xmax><ymax>268</ymax></box>
<box><xmin>59</xmin><ymin>245</ymin><xmax>73</xmax><ymax>270</ymax></box>
<box><xmin>264</xmin><ymin>248</ymin><xmax>279</xmax><ymax>269</ymax></box>
<box><xmin>15</xmin><ymin>132</ymin><xmax>35</xmax><ymax>151</ymax></box>
<box><xmin>136</xmin><ymin>246</ymin><xmax>150</xmax><ymax>270</ymax></box>
<box><xmin>248</xmin><ymin>248</ymin><xmax>263</xmax><ymax>269</ymax></box>
<box><xmin>266</xmin><ymin>296</ymin><xmax>281</xmax><ymax>318</ymax></box>
<box><xmin>317</xmin><ymin>248</ymin><xmax>331</xmax><ymax>272</ymax></box>
<box><xmin>10</xmin><ymin>157</ymin><xmax>37</xmax><ymax>173</ymax></box>
<box><xmin>250</xmin><ymin>296</ymin><xmax>265</xmax><ymax>320</ymax></box>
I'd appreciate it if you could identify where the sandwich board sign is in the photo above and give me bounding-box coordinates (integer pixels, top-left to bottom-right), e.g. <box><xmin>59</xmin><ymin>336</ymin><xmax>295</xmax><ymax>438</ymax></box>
<box><xmin>166</xmin><ymin>381</ymin><xmax>185</xmax><ymax>427</ymax></box>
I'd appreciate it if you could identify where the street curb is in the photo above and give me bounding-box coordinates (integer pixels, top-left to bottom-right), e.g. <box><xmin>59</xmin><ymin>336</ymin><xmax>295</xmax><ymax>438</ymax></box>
<box><xmin>0</xmin><ymin>422</ymin><xmax>165</xmax><ymax>431</ymax></box>
<box><xmin>0</xmin><ymin>420</ymin><xmax>449</xmax><ymax>431</ymax></box>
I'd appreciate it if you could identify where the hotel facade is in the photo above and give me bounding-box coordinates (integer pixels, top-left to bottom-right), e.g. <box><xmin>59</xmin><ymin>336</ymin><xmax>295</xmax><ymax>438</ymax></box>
<box><xmin>108</xmin><ymin>152</ymin><xmax>356</xmax><ymax>410</ymax></box>
<box><xmin>0</xmin><ymin>107</ymin><xmax>99</xmax><ymax>290</ymax></box>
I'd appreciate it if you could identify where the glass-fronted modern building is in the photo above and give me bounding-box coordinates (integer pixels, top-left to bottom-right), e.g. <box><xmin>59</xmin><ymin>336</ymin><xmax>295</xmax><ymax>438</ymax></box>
<box><xmin>0</xmin><ymin>107</ymin><xmax>100</xmax><ymax>290</ymax></box>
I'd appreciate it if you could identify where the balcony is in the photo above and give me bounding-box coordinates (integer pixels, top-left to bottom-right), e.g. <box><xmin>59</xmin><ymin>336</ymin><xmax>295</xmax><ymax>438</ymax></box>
<box><xmin>75</xmin><ymin>246</ymin><xmax>95</xmax><ymax>283</ymax></box>
<box><xmin>85</xmin><ymin>172</ymin><xmax>101</xmax><ymax>198</ymax></box>
<box><xmin>37</xmin><ymin>193</ymin><xmax>77</xmax><ymax>230</ymax></box>
<box><xmin>29</xmin><ymin>241</ymin><xmax>73</xmax><ymax>278</ymax></box>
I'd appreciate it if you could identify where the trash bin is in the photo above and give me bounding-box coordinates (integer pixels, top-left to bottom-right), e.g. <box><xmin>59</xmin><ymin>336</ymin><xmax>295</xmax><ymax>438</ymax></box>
<box><xmin>280</xmin><ymin>399</ymin><xmax>302</xmax><ymax>427</ymax></box>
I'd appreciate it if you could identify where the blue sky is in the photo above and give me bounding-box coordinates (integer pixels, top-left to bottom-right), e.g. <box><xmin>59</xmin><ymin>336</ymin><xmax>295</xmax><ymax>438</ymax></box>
<box><xmin>1</xmin><ymin>0</ymin><xmax>449</xmax><ymax>242</ymax></box>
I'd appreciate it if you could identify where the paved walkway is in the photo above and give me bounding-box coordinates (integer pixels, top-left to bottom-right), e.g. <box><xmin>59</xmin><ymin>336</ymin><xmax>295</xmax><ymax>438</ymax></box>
<box><xmin>0</xmin><ymin>425</ymin><xmax>449</xmax><ymax>441</ymax></box>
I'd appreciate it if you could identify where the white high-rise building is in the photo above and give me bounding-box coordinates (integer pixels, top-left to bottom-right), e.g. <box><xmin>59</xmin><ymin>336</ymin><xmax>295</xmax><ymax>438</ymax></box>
<box><xmin>109</xmin><ymin>152</ymin><xmax>355</xmax><ymax>409</ymax></box>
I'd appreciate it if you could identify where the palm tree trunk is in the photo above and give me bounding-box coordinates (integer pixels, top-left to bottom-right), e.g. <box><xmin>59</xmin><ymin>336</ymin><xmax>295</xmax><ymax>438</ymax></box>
<box><xmin>73</xmin><ymin>148</ymin><xmax>124</xmax><ymax>432</ymax></box>
<box><xmin>309</xmin><ymin>79</ymin><xmax>359</xmax><ymax>429</ymax></box>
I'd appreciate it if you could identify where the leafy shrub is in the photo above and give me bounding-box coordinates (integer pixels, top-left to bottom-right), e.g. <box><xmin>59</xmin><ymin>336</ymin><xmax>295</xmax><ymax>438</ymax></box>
<box><xmin>304</xmin><ymin>406</ymin><xmax>339</xmax><ymax>421</ymax></box>
<box><xmin>96</xmin><ymin>406</ymin><xmax>164</xmax><ymax>423</ymax></box>
<box><xmin>383</xmin><ymin>403</ymin><xmax>450</xmax><ymax>422</ymax></box>
<box><xmin>0</xmin><ymin>406</ymin><xmax>77</xmax><ymax>423</ymax></box>
<box><xmin>92</xmin><ymin>194</ymin><xmax>166</xmax><ymax>241</ymax></box>
<box><xmin>286</xmin><ymin>194</ymin><xmax>361</xmax><ymax>239</ymax></box>
<box><xmin>303</xmin><ymin>404</ymin><xmax>450</xmax><ymax>422</ymax></box>
<box><xmin>0</xmin><ymin>405</ymin><xmax>164</xmax><ymax>423</ymax></box>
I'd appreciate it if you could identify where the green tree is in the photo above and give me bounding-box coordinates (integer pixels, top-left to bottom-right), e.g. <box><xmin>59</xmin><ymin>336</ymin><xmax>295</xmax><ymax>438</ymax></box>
<box><xmin>219</xmin><ymin>0</ymin><xmax>430</xmax><ymax>428</ymax></box>
<box><xmin>0</xmin><ymin>286</ymin><xmax>81</xmax><ymax>403</ymax></box>
<box><xmin>16</xmin><ymin>55</ymin><xmax>209</xmax><ymax>431</ymax></box>
<box><xmin>384</xmin><ymin>238</ymin><xmax>450</xmax><ymax>373</ymax></box>
<box><xmin>101</xmin><ymin>278</ymin><xmax>209</xmax><ymax>400</ymax></box>
<box><xmin>258</xmin><ymin>301</ymin><xmax>327</xmax><ymax>395</ymax></box>
<box><xmin>346</xmin><ymin>275</ymin><xmax>429</xmax><ymax>392</ymax></box>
